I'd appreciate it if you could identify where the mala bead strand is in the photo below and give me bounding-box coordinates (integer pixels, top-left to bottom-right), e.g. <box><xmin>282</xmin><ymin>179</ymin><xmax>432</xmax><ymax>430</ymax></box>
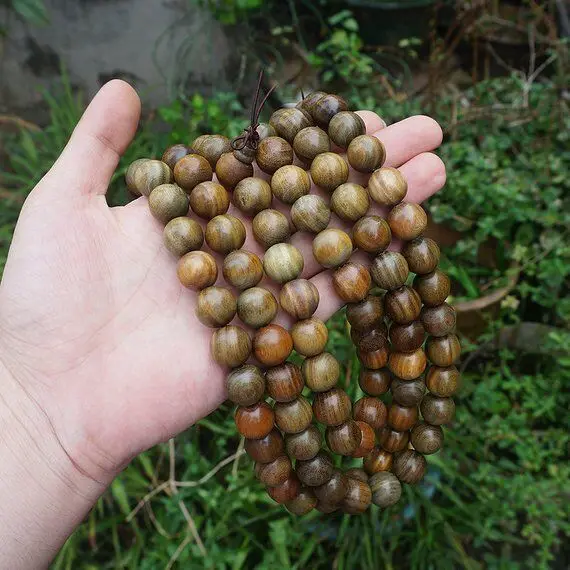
<box><xmin>330</xmin><ymin>183</ymin><xmax>370</xmax><ymax>222</ymax></box>
<box><xmin>310</xmin><ymin>152</ymin><xmax>349</xmax><ymax>192</ymax></box>
<box><xmin>293</xmin><ymin>126</ymin><xmax>331</xmax><ymax>163</ymax></box>
<box><xmin>256</xmin><ymin>137</ymin><xmax>294</xmax><ymax>175</ymax></box>
<box><xmin>126</xmin><ymin>159</ymin><xmax>171</xmax><ymax>197</ymax></box>
<box><xmin>148</xmin><ymin>184</ymin><xmax>189</xmax><ymax>224</ymax></box>
<box><xmin>174</xmin><ymin>154</ymin><xmax>213</xmax><ymax>193</ymax></box>
<box><xmin>237</xmin><ymin>287</ymin><xmax>279</xmax><ymax>329</ymax></box>
<box><xmin>252</xmin><ymin>209</ymin><xmax>291</xmax><ymax>249</ymax></box>
<box><xmin>291</xmin><ymin>194</ymin><xmax>331</xmax><ymax>233</ymax></box>
<box><xmin>347</xmin><ymin>135</ymin><xmax>385</xmax><ymax>173</ymax></box>
<box><xmin>233</xmin><ymin>177</ymin><xmax>272</xmax><ymax>215</ymax></box>
<box><xmin>163</xmin><ymin>217</ymin><xmax>204</xmax><ymax>257</ymax></box>
<box><xmin>192</xmin><ymin>134</ymin><xmax>232</xmax><ymax>169</ymax></box>
<box><xmin>223</xmin><ymin>250</ymin><xmax>264</xmax><ymax>290</ymax></box>
<box><xmin>189</xmin><ymin>181</ymin><xmax>229</xmax><ymax>220</ymax></box>
<box><xmin>271</xmin><ymin>165</ymin><xmax>311</xmax><ymax>204</ymax></box>
<box><xmin>328</xmin><ymin>111</ymin><xmax>366</xmax><ymax>149</ymax></box>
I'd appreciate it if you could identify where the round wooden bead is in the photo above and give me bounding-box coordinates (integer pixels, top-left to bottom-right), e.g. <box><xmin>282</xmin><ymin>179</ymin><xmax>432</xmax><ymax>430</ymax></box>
<box><xmin>420</xmin><ymin>394</ymin><xmax>455</xmax><ymax>425</ymax></box>
<box><xmin>222</xmin><ymin>250</ymin><xmax>263</xmax><ymax>291</ymax></box>
<box><xmin>310</xmin><ymin>152</ymin><xmax>349</xmax><ymax>192</ymax></box>
<box><xmin>290</xmin><ymin>194</ymin><xmax>331</xmax><ymax>233</ymax></box>
<box><xmin>369</xmin><ymin>472</ymin><xmax>402</xmax><ymax>508</ymax></box>
<box><xmin>263</xmin><ymin>243</ymin><xmax>304</xmax><ymax>283</ymax></box>
<box><xmin>274</xmin><ymin>396</ymin><xmax>313</xmax><ymax>434</ymax></box>
<box><xmin>255</xmin><ymin>456</ymin><xmax>292</xmax><ymax>486</ymax></box>
<box><xmin>347</xmin><ymin>135</ymin><xmax>386</xmax><ymax>173</ymax></box>
<box><xmin>227</xmin><ymin>365</ymin><xmax>266</xmax><ymax>407</ymax></box>
<box><xmin>345</xmin><ymin>468</ymin><xmax>369</xmax><ymax>483</ymax></box>
<box><xmin>126</xmin><ymin>159</ymin><xmax>171</xmax><ymax>196</ymax></box>
<box><xmin>363</xmin><ymin>447</ymin><xmax>393</xmax><ymax>474</ymax></box>
<box><xmin>312</xmin><ymin>229</ymin><xmax>353</xmax><ymax>268</ymax></box>
<box><xmin>215</xmin><ymin>152</ymin><xmax>254</xmax><ymax>189</ymax></box>
<box><xmin>297</xmin><ymin>451</ymin><xmax>334</xmax><ymax>487</ymax></box>
<box><xmin>266</xmin><ymin>362</ymin><xmax>304</xmax><ymax>403</ymax></box>
<box><xmin>370</xmin><ymin>251</ymin><xmax>409</xmax><ymax>290</ymax></box>
<box><xmin>252</xmin><ymin>209</ymin><xmax>291</xmax><ymax>249</ymax></box>
<box><xmin>267</xmin><ymin>474</ymin><xmax>301</xmax><ymax>503</ymax></box>
<box><xmin>403</xmin><ymin>237</ymin><xmax>440</xmax><ymax>275</ymax></box>
<box><xmin>271</xmin><ymin>165</ymin><xmax>311</xmax><ymax>204</ymax></box>
<box><xmin>427</xmin><ymin>334</ymin><xmax>461</xmax><ymax>366</ymax></box>
<box><xmin>269</xmin><ymin>108</ymin><xmax>313</xmax><ymax>143</ymax></box>
<box><xmin>237</xmin><ymin>287</ymin><xmax>278</xmax><ymax>329</ymax></box>
<box><xmin>353</xmin><ymin>215</ymin><xmax>392</xmax><ymax>254</ymax></box>
<box><xmin>413</xmin><ymin>270</ymin><xmax>451</xmax><ymax>307</ymax></box>
<box><xmin>387</xmin><ymin>403</ymin><xmax>419</xmax><ymax>431</ymax></box>
<box><xmin>356</xmin><ymin>328</ymin><xmax>387</xmax><ymax>352</ymax></box>
<box><xmin>235</xmin><ymin>402</ymin><xmax>274</xmax><ymax>439</ymax></box>
<box><xmin>313</xmin><ymin>388</ymin><xmax>352</xmax><ymax>426</ymax></box>
<box><xmin>293</xmin><ymin>126</ymin><xmax>330</xmax><ymax>163</ymax></box>
<box><xmin>233</xmin><ymin>177</ymin><xmax>272</xmax><ymax>215</ymax></box>
<box><xmin>296</xmin><ymin>90</ymin><xmax>327</xmax><ymax>112</ymax></box>
<box><xmin>368</xmin><ymin>167</ymin><xmax>407</xmax><ymax>206</ymax></box>
<box><xmin>211</xmin><ymin>325</ymin><xmax>251</xmax><ymax>368</ymax></box>
<box><xmin>333</xmin><ymin>262</ymin><xmax>371</xmax><ymax>303</ymax></box>
<box><xmin>353</xmin><ymin>397</ymin><xmax>387</xmax><ymax>430</ymax></box>
<box><xmin>192</xmin><ymin>134</ymin><xmax>232</xmax><ymax>169</ymax></box>
<box><xmin>346</xmin><ymin>295</ymin><xmax>384</xmax><ymax>331</ymax></box>
<box><xmin>302</xmin><ymin>352</ymin><xmax>340</xmax><ymax>392</ymax></box>
<box><xmin>351</xmin><ymin>421</ymin><xmax>376</xmax><ymax>458</ymax></box>
<box><xmin>389</xmin><ymin>321</ymin><xmax>425</xmax><ymax>352</ymax></box>
<box><xmin>391</xmin><ymin>378</ymin><xmax>426</xmax><ymax>407</ymax></box>
<box><xmin>285</xmin><ymin>488</ymin><xmax>317</xmax><ymax>515</ymax></box>
<box><xmin>392</xmin><ymin>450</ymin><xmax>427</xmax><ymax>484</ymax></box>
<box><xmin>378</xmin><ymin>427</ymin><xmax>409</xmax><ymax>453</ymax></box>
<box><xmin>244</xmin><ymin>428</ymin><xmax>284</xmax><ymax>463</ymax></box>
<box><xmin>314</xmin><ymin>470</ymin><xmax>348</xmax><ymax>505</ymax></box>
<box><xmin>359</xmin><ymin>368</ymin><xmax>391</xmax><ymax>396</ymax></box>
<box><xmin>291</xmin><ymin>317</ymin><xmax>328</xmax><ymax>357</ymax></box>
<box><xmin>196</xmin><ymin>286</ymin><xmax>236</xmax><ymax>328</ymax></box>
<box><xmin>285</xmin><ymin>425</ymin><xmax>321</xmax><ymax>460</ymax></box>
<box><xmin>280</xmin><ymin>279</ymin><xmax>319</xmax><ymax>320</ymax></box>
<box><xmin>189</xmin><ymin>181</ymin><xmax>229</xmax><ymax>220</ymax></box>
<box><xmin>342</xmin><ymin>478</ymin><xmax>372</xmax><ymax>514</ymax></box>
<box><xmin>425</xmin><ymin>365</ymin><xmax>460</xmax><ymax>397</ymax></box>
<box><xmin>388</xmin><ymin>202</ymin><xmax>428</xmax><ymax>241</ymax></box>
<box><xmin>328</xmin><ymin>111</ymin><xmax>366</xmax><ymax>149</ymax></box>
<box><xmin>163</xmin><ymin>217</ymin><xmax>204</xmax><ymax>256</ymax></box>
<box><xmin>256</xmin><ymin>122</ymin><xmax>277</xmax><ymax>141</ymax></box>
<box><xmin>385</xmin><ymin>286</ymin><xmax>422</xmax><ymax>324</ymax></box>
<box><xmin>311</xmin><ymin>94</ymin><xmax>348</xmax><ymax>128</ymax></box>
<box><xmin>177</xmin><ymin>251</ymin><xmax>218</xmax><ymax>290</ymax></box>
<box><xmin>256</xmin><ymin>136</ymin><xmax>294</xmax><ymax>175</ymax></box>
<box><xmin>205</xmin><ymin>214</ymin><xmax>246</xmax><ymax>255</ymax></box>
<box><xmin>421</xmin><ymin>303</ymin><xmax>456</xmax><ymax>337</ymax></box>
<box><xmin>325</xmin><ymin>420</ymin><xmax>362</xmax><ymax>456</ymax></box>
<box><xmin>388</xmin><ymin>348</ymin><xmax>427</xmax><ymax>380</ymax></box>
<box><xmin>316</xmin><ymin>501</ymin><xmax>339</xmax><ymax>514</ymax></box>
<box><xmin>162</xmin><ymin>144</ymin><xmax>194</xmax><ymax>171</ymax></box>
<box><xmin>410</xmin><ymin>422</ymin><xmax>443</xmax><ymax>455</ymax></box>
<box><xmin>173</xmin><ymin>154</ymin><xmax>213</xmax><ymax>193</ymax></box>
<box><xmin>233</xmin><ymin>144</ymin><xmax>257</xmax><ymax>165</ymax></box>
<box><xmin>253</xmin><ymin>324</ymin><xmax>293</xmax><ymax>366</ymax></box>
<box><xmin>331</xmin><ymin>183</ymin><xmax>370</xmax><ymax>222</ymax></box>
<box><xmin>357</xmin><ymin>345</ymin><xmax>389</xmax><ymax>370</ymax></box>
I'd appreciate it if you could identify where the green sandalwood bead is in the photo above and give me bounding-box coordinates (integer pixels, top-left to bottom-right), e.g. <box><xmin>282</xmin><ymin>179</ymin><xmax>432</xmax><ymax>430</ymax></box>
<box><xmin>222</xmin><ymin>250</ymin><xmax>264</xmax><ymax>290</ymax></box>
<box><xmin>358</xmin><ymin>368</ymin><xmax>392</xmax><ymax>396</ymax></box>
<box><xmin>384</xmin><ymin>286</ymin><xmax>422</xmax><ymax>324</ymax></box>
<box><xmin>285</xmin><ymin>488</ymin><xmax>317</xmax><ymax>515</ymax></box>
<box><xmin>244</xmin><ymin>428</ymin><xmax>284</xmax><ymax>463</ymax></box>
<box><xmin>353</xmin><ymin>397</ymin><xmax>387</xmax><ymax>430</ymax></box>
<box><xmin>255</xmin><ymin>455</ymin><xmax>292</xmax><ymax>486</ymax></box>
<box><xmin>177</xmin><ymin>251</ymin><xmax>217</xmax><ymax>290</ymax></box>
<box><xmin>310</xmin><ymin>152</ymin><xmax>349</xmax><ymax>192</ymax></box>
<box><xmin>215</xmin><ymin>152</ymin><xmax>254</xmax><ymax>190</ymax></box>
<box><xmin>369</xmin><ymin>472</ymin><xmax>402</xmax><ymax>508</ymax></box>
<box><xmin>333</xmin><ymin>262</ymin><xmax>371</xmax><ymax>303</ymax></box>
<box><xmin>378</xmin><ymin>427</ymin><xmax>409</xmax><ymax>453</ymax></box>
<box><xmin>296</xmin><ymin>451</ymin><xmax>334</xmax><ymax>487</ymax></box>
<box><xmin>256</xmin><ymin>136</ymin><xmax>294</xmax><ymax>175</ymax></box>
<box><xmin>331</xmin><ymin>182</ymin><xmax>370</xmax><ymax>222</ymax></box>
<box><xmin>325</xmin><ymin>420</ymin><xmax>362</xmax><ymax>456</ymax></box>
<box><xmin>291</xmin><ymin>317</ymin><xmax>329</xmax><ymax>357</ymax></box>
<box><xmin>235</xmin><ymin>402</ymin><xmax>274</xmax><ymax>439</ymax></box>
<box><xmin>363</xmin><ymin>447</ymin><xmax>393</xmax><ymax>474</ymax></box>
<box><xmin>189</xmin><ymin>181</ymin><xmax>229</xmax><ymax>220</ymax></box>
<box><xmin>267</xmin><ymin>474</ymin><xmax>301</xmax><ymax>503</ymax></box>
<box><xmin>233</xmin><ymin>177</ymin><xmax>272</xmax><ymax>215</ymax></box>
<box><xmin>313</xmin><ymin>229</ymin><xmax>353</xmax><ymax>268</ymax></box>
<box><xmin>410</xmin><ymin>422</ymin><xmax>444</xmax><ymax>455</ymax></box>
<box><xmin>126</xmin><ymin>159</ymin><xmax>171</xmax><ymax>196</ymax></box>
<box><xmin>420</xmin><ymin>394</ymin><xmax>456</xmax><ymax>425</ymax></box>
<box><xmin>196</xmin><ymin>286</ymin><xmax>237</xmax><ymax>327</ymax></box>
<box><xmin>174</xmin><ymin>154</ymin><xmax>213</xmax><ymax>193</ymax></box>
<box><xmin>265</xmin><ymin>362</ymin><xmax>304</xmax><ymax>403</ymax></box>
<box><xmin>342</xmin><ymin>477</ymin><xmax>372</xmax><ymax>514</ymax></box>
<box><xmin>256</xmin><ymin>122</ymin><xmax>277</xmax><ymax>141</ymax></box>
<box><xmin>388</xmin><ymin>202</ymin><xmax>428</xmax><ymax>241</ymax></box>
<box><xmin>345</xmin><ymin>468</ymin><xmax>369</xmax><ymax>483</ymax></box>
<box><xmin>192</xmin><ymin>134</ymin><xmax>232</xmax><ymax>169</ymax></box>
<box><xmin>271</xmin><ymin>165</ymin><xmax>311</xmax><ymax>204</ymax></box>
<box><xmin>274</xmin><ymin>396</ymin><xmax>313</xmax><ymax>434</ymax></box>
<box><xmin>311</xmin><ymin>94</ymin><xmax>349</xmax><ymax>129</ymax></box>
<box><xmin>387</xmin><ymin>402</ymin><xmax>419</xmax><ymax>431</ymax></box>
<box><xmin>421</xmin><ymin>303</ymin><xmax>457</xmax><ymax>337</ymax></box>
<box><xmin>347</xmin><ymin>135</ymin><xmax>386</xmax><ymax>173</ymax></box>
<box><xmin>253</xmin><ymin>325</ymin><xmax>293</xmax><ymax>367</ymax></box>
<box><xmin>263</xmin><ymin>243</ymin><xmax>304</xmax><ymax>283</ymax></box>
<box><xmin>351</xmin><ymin>421</ymin><xmax>376</xmax><ymax>458</ymax></box>
<box><xmin>346</xmin><ymin>295</ymin><xmax>384</xmax><ymax>332</ymax></box>
<box><xmin>328</xmin><ymin>111</ymin><xmax>366</xmax><ymax>149</ymax></box>
<box><xmin>368</xmin><ymin>167</ymin><xmax>407</xmax><ymax>207</ymax></box>
<box><xmin>388</xmin><ymin>348</ymin><xmax>427</xmax><ymax>380</ymax></box>
<box><xmin>315</xmin><ymin>501</ymin><xmax>339</xmax><ymax>514</ymax></box>
<box><xmin>403</xmin><ymin>237</ymin><xmax>440</xmax><ymax>275</ymax></box>
<box><xmin>252</xmin><ymin>209</ymin><xmax>291</xmax><ymax>249</ymax></box>
<box><xmin>233</xmin><ymin>143</ymin><xmax>256</xmax><ymax>165</ymax></box>
<box><xmin>389</xmin><ymin>321</ymin><xmax>425</xmax><ymax>352</ymax></box>
<box><xmin>357</xmin><ymin>345</ymin><xmax>389</xmax><ymax>370</ymax></box>
<box><xmin>425</xmin><ymin>365</ymin><xmax>460</xmax><ymax>397</ymax></box>
<box><xmin>356</xmin><ymin>328</ymin><xmax>387</xmax><ymax>352</ymax></box>
<box><xmin>237</xmin><ymin>287</ymin><xmax>278</xmax><ymax>329</ymax></box>
<box><xmin>269</xmin><ymin>107</ymin><xmax>313</xmax><ymax>143</ymax></box>
<box><xmin>290</xmin><ymin>194</ymin><xmax>331</xmax><ymax>233</ymax></box>
<box><xmin>302</xmin><ymin>352</ymin><xmax>340</xmax><ymax>392</ymax></box>
<box><xmin>162</xmin><ymin>144</ymin><xmax>194</xmax><ymax>171</ymax></box>
<box><xmin>353</xmin><ymin>215</ymin><xmax>392</xmax><ymax>254</ymax></box>
<box><xmin>426</xmin><ymin>334</ymin><xmax>461</xmax><ymax>366</ymax></box>
<box><xmin>211</xmin><ymin>325</ymin><xmax>251</xmax><ymax>368</ymax></box>
<box><xmin>205</xmin><ymin>214</ymin><xmax>246</xmax><ymax>255</ymax></box>
<box><xmin>293</xmin><ymin>126</ymin><xmax>331</xmax><ymax>163</ymax></box>
<box><xmin>392</xmin><ymin>450</ymin><xmax>427</xmax><ymax>484</ymax></box>
<box><xmin>296</xmin><ymin>91</ymin><xmax>326</xmax><ymax>112</ymax></box>
<box><xmin>226</xmin><ymin>365</ymin><xmax>266</xmax><ymax>407</ymax></box>
<box><xmin>314</xmin><ymin>470</ymin><xmax>348</xmax><ymax>504</ymax></box>
<box><xmin>279</xmin><ymin>279</ymin><xmax>320</xmax><ymax>320</ymax></box>
<box><xmin>163</xmin><ymin>217</ymin><xmax>204</xmax><ymax>257</ymax></box>
<box><xmin>413</xmin><ymin>270</ymin><xmax>451</xmax><ymax>307</ymax></box>
<box><xmin>285</xmin><ymin>425</ymin><xmax>321</xmax><ymax>460</ymax></box>
<box><xmin>391</xmin><ymin>377</ymin><xmax>426</xmax><ymax>407</ymax></box>
<box><xmin>370</xmin><ymin>251</ymin><xmax>409</xmax><ymax>290</ymax></box>
<box><xmin>313</xmin><ymin>388</ymin><xmax>352</xmax><ymax>426</ymax></box>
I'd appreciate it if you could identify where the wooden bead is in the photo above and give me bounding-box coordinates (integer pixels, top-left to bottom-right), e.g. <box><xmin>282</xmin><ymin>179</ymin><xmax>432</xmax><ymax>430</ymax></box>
<box><xmin>237</xmin><ymin>287</ymin><xmax>278</xmax><ymax>328</ymax></box>
<box><xmin>253</xmin><ymin>324</ymin><xmax>293</xmax><ymax>366</ymax></box>
<box><xmin>359</xmin><ymin>368</ymin><xmax>391</xmax><ymax>396</ymax></box>
<box><xmin>411</xmin><ymin>422</ymin><xmax>443</xmax><ymax>455</ymax></box>
<box><xmin>369</xmin><ymin>472</ymin><xmax>402</xmax><ymax>508</ymax></box>
<box><xmin>427</xmin><ymin>334</ymin><xmax>461</xmax><ymax>366</ymax></box>
<box><xmin>385</xmin><ymin>286</ymin><xmax>422</xmax><ymax>324</ymax></box>
<box><xmin>177</xmin><ymin>251</ymin><xmax>218</xmax><ymax>290</ymax></box>
<box><xmin>314</xmin><ymin>470</ymin><xmax>348</xmax><ymax>504</ymax></box>
<box><xmin>235</xmin><ymin>402</ymin><xmax>274</xmax><ymax>439</ymax></box>
<box><xmin>296</xmin><ymin>90</ymin><xmax>327</xmax><ymax>112</ymax></box>
<box><xmin>368</xmin><ymin>167</ymin><xmax>407</xmax><ymax>206</ymax></box>
<box><xmin>347</xmin><ymin>135</ymin><xmax>385</xmax><ymax>173</ymax></box>
<box><xmin>189</xmin><ymin>181</ymin><xmax>229</xmax><ymax>220</ymax></box>
<box><xmin>403</xmin><ymin>237</ymin><xmax>440</xmax><ymax>275</ymax></box>
<box><xmin>244</xmin><ymin>428</ymin><xmax>284</xmax><ymax>463</ymax></box>
<box><xmin>163</xmin><ymin>217</ymin><xmax>204</xmax><ymax>256</ymax></box>
<box><xmin>205</xmin><ymin>214</ymin><xmax>246</xmax><ymax>255</ymax></box>
<box><xmin>267</xmin><ymin>474</ymin><xmax>301</xmax><ymax>503</ymax></box>
<box><xmin>346</xmin><ymin>295</ymin><xmax>384</xmax><ymax>332</ymax></box>
<box><xmin>302</xmin><ymin>352</ymin><xmax>340</xmax><ymax>392</ymax></box>
<box><xmin>269</xmin><ymin>108</ymin><xmax>313</xmax><ymax>143</ymax></box>
<box><xmin>331</xmin><ymin>183</ymin><xmax>370</xmax><ymax>222</ymax></box>
<box><xmin>173</xmin><ymin>154</ymin><xmax>213</xmax><ymax>193</ymax></box>
<box><xmin>290</xmin><ymin>194</ymin><xmax>331</xmax><ymax>233</ymax></box>
<box><xmin>363</xmin><ymin>447</ymin><xmax>393</xmax><ymax>474</ymax></box>
<box><xmin>328</xmin><ymin>111</ymin><xmax>366</xmax><ymax>149</ymax></box>
<box><xmin>387</xmin><ymin>403</ymin><xmax>419</xmax><ymax>431</ymax></box>
<box><xmin>222</xmin><ymin>250</ymin><xmax>263</xmax><ymax>290</ymax></box>
<box><xmin>274</xmin><ymin>397</ymin><xmax>313</xmax><ymax>434</ymax></box>
<box><xmin>227</xmin><ymin>365</ymin><xmax>266</xmax><ymax>407</ymax></box>
<box><xmin>357</xmin><ymin>328</ymin><xmax>387</xmax><ymax>352</ymax></box>
<box><xmin>342</xmin><ymin>478</ymin><xmax>372</xmax><ymax>514</ymax></box>
<box><xmin>293</xmin><ymin>126</ymin><xmax>331</xmax><ymax>163</ymax></box>
<box><xmin>126</xmin><ymin>159</ymin><xmax>171</xmax><ymax>196</ymax></box>
<box><xmin>162</xmin><ymin>144</ymin><xmax>194</xmax><ymax>171</ymax></box>
<box><xmin>192</xmin><ymin>134</ymin><xmax>232</xmax><ymax>169</ymax></box>
<box><xmin>425</xmin><ymin>365</ymin><xmax>460</xmax><ymax>397</ymax></box>
<box><xmin>256</xmin><ymin>136</ymin><xmax>294</xmax><ymax>175</ymax></box>
<box><xmin>255</xmin><ymin>456</ymin><xmax>292</xmax><ymax>486</ymax></box>
<box><xmin>310</xmin><ymin>152</ymin><xmax>349</xmax><ymax>192</ymax></box>
<box><xmin>311</xmin><ymin>94</ymin><xmax>348</xmax><ymax>128</ymax></box>
<box><xmin>285</xmin><ymin>488</ymin><xmax>317</xmax><ymax>515</ymax></box>
<box><xmin>353</xmin><ymin>215</ymin><xmax>392</xmax><ymax>254</ymax></box>
<box><xmin>312</xmin><ymin>228</ymin><xmax>353</xmax><ymax>268</ymax></box>
<box><xmin>313</xmin><ymin>388</ymin><xmax>352</xmax><ymax>426</ymax></box>
<box><xmin>391</xmin><ymin>378</ymin><xmax>426</xmax><ymax>407</ymax></box>
<box><xmin>333</xmin><ymin>262</ymin><xmax>371</xmax><ymax>303</ymax></box>
<box><xmin>271</xmin><ymin>165</ymin><xmax>311</xmax><ymax>204</ymax></box>
<box><xmin>421</xmin><ymin>303</ymin><xmax>456</xmax><ymax>337</ymax></box>
<box><xmin>297</xmin><ymin>451</ymin><xmax>334</xmax><ymax>487</ymax></box>
<box><xmin>252</xmin><ymin>209</ymin><xmax>291</xmax><ymax>249</ymax></box>
<box><xmin>280</xmin><ymin>279</ymin><xmax>320</xmax><ymax>320</ymax></box>
<box><xmin>351</xmin><ymin>421</ymin><xmax>376</xmax><ymax>458</ymax></box>
<box><xmin>291</xmin><ymin>317</ymin><xmax>328</xmax><ymax>357</ymax></box>
<box><xmin>420</xmin><ymin>394</ymin><xmax>455</xmax><ymax>425</ymax></box>
<box><xmin>233</xmin><ymin>177</ymin><xmax>272</xmax><ymax>215</ymax></box>
<box><xmin>378</xmin><ymin>427</ymin><xmax>409</xmax><ymax>453</ymax></box>
<box><xmin>392</xmin><ymin>450</ymin><xmax>427</xmax><ymax>484</ymax></box>
<box><xmin>325</xmin><ymin>420</ymin><xmax>362</xmax><ymax>456</ymax></box>
<box><xmin>345</xmin><ymin>468</ymin><xmax>369</xmax><ymax>482</ymax></box>
<box><xmin>196</xmin><ymin>286</ymin><xmax>236</xmax><ymax>328</ymax></box>
<box><xmin>285</xmin><ymin>425</ymin><xmax>321</xmax><ymax>460</ymax></box>
<box><xmin>215</xmin><ymin>152</ymin><xmax>254</xmax><ymax>189</ymax></box>
<box><xmin>388</xmin><ymin>202</ymin><xmax>428</xmax><ymax>241</ymax></box>
<box><xmin>413</xmin><ymin>270</ymin><xmax>450</xmax><ymax>307</ymax></box>
<box><xmin>353</xmin><ymin>397</ymin><xmax>387</xmax><ymax>430</ymax></box>
<box><xmin>316</xmin><ymin>501</ymin><xmax>339</xmax><ymax>514</ymax></box>
<box><xmin>211</xmin><ymin>325</ymin><xmax>251</xmax><ymax>368</ymax></box>
<box><xmin>256</xmin><ymin>122</ymin><xmax>277</xmax><ymax>141</ymax></box>
<box><xmin>357</xmin><ymin>345</ymin><xmax>389</xmax><ymax>370</ymax></box>
<box><xmin>265</xmin><ymin>362</ymin><xmax>304</xmax><ymax>403</ymax></box>
<box><xmin>389</xmin><ymin>321</ymin><xmax>425</xmax><ymax>352</ymax></box>
<box><xmin>233</xmin><ymin>144</ymin><xmax>256</xmax><ymax>165</ymax></box>
<box><xmin>371</xmin><ymin>251</ymin><xmax>409</xmax><ymax>290</ymax></box>
<box><xmin>263</xmin><ymin>243</ymin><xmax>304</xmax><ymax>283</ymax></box>
<box><xmin>388</xmin><ymin>348</ymin><xmax>427</xmax><ymax>380</ymax></box>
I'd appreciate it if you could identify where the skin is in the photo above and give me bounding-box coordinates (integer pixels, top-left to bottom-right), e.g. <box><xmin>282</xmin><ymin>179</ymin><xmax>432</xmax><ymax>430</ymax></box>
<box><xmin>0</xmin><ymin>80</ymin><xmax>445</xmax><ymax>567</ymax></box>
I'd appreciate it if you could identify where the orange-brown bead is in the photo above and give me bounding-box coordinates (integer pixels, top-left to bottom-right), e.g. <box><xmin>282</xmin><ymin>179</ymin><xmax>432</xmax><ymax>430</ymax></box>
<box><xmin>333</xmin><ymin>262</ymin><xmax>371</xmax><ymax>303</ymax></box>
<box><xmin>177</xmin><ymin>251</ymin><xmax>218</xmax><ymax>290</ymax></box>
<box><xmin>215</xmin><ymin>152</ymin><xmax>254</xmax><ymax>189</ymax></box>
<box><xmin>387</xmin><ymin>403</ymin><xmax>419</xmax><ymax>431</ymax></box>
<box><xmin>363</xmin><ymin>447</ymin><xmax>394</xmax><ymax>475</ymax></box>
<box><xmin>384</xmin><ymin>286</ymin><xmax>422</xmax><ymax>324</ymax></box>
<box><xmin>173</xmin><ymin>153</ymin><xmax>213</xmax><ymax>193</ymax></box>
<box><xmin>388</xmin><ymin>348</ymin><xmax>427</xmax><ymax>380</ymax></box>
<box><xmin>265</xmin><ymin>362</ymin><xmax>304</xmax><ymax>403</ymax></box>
<box><xmin>313</xmin><ymin>388</ymin><xmax>352</xmax><ymax>426</ymax></box>
<box><xmin>353</xmin><ymin>215</ymin><xmax>392</xmax><ymax>254</ymax></box>
<box><xmin>291</xmin><ymin>317</ymin><xmax>329</xmax><ymax>357</ymax></box>
<box><xmin>253</xmin><ymin>325</ymin><xmax>293</xmax><ymax>366</ymax></box>
<box><xmin>388</xmin><ymin>202</ymin><xmax>428</xmax><ymax>241</ymax></box>
<box><xmin>351</xmin><ymin>421</ymin><xmax>376</xmax><ymax>458</ymax></box>
<box><xmin>235</xmin><ymin>402</ymin><xmax>274</xmax><ymax>439</ymax></box>
<box><xmin>189</xmin><ymin>181</ymin><xmax>229</xmax><ymax>220</ymax></box>
<box><xmin>325</xmin><ymin>420</ymin><xmax>362</xmax><ymax>456</ymax></box>
<box><xmin>353</xmin><ymin>397</ymin><xmax>387</xmax><ymax>430</ymax></box>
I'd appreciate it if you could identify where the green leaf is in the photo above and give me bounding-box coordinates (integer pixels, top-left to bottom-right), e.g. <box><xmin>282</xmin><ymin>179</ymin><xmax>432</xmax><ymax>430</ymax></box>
<box><xmin>11</xmin><ymin>0</ymin><xmax>49</xmax><ymax>25</ymax></box>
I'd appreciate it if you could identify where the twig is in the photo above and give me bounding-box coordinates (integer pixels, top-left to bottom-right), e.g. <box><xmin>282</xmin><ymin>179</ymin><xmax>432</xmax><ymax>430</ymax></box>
<box><xmin>144</xmin><ymin>502</ymin><xmax>172</xmax><ymax>539</ymax></box>
<box><xmin>232</xmin><ymin>437</ymin><xmax>245</xmax><ymax>478</ymax></box>
<box><xmin>126</xmin><ymin>481</ymin><xmax>170</xmax><ymax>521</ymax></box>
<box><xmin>165</xmin><ymin>534</ymin><xmax>192</xmax><ymax>570</ymax></box>
<box><xmin>174</xmin><ymin>450</ymin><xmax>245</xmax><ymax>488</ymax></box>
<box><xmin>0</xmin><ymin>115</ymin><xmax>41</xmax><ymax>131</ymax></box>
